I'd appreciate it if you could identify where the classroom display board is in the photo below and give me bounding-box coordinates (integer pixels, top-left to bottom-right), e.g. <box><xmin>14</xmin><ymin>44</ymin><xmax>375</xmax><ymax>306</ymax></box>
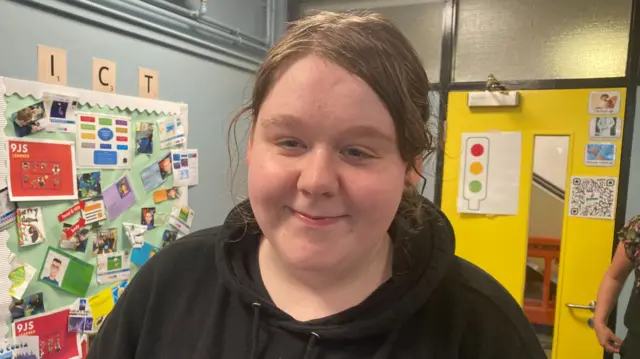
<box><xmin>0</xmin><ymin>76</ymin><xmax>198</xmax><ymax>355</ymax></box>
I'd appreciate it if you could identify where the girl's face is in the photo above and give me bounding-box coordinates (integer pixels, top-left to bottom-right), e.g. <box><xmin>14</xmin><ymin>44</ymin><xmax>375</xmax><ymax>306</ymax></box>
<box><xmin>247</xmin><ymin>55</ymin><xmax>406</xmax><ymax>271</ymax></box>
<box><xmin>145</xmin><ymin>212</ymin><xmax>153</xmax><ymax>223</ymax></box>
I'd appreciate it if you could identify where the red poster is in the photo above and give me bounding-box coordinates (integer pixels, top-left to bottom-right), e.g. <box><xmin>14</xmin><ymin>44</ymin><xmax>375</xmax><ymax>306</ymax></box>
<box><xmin>7</xmin><ymin>138</ymin><xmax>78</xmax><ymax>201</ymax></box>
<box><xmin>13</xmin><ymin>308</ymin><xmax>83</xmax><ymax>359</ymax></box>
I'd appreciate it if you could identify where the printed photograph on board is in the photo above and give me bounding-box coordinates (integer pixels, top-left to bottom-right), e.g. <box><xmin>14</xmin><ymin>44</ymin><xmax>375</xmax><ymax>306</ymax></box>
<box><xmin>16</xmin><ymin>207</ymin><xmax>46</xmax><ymax>247</ymax></box>
<box><xmin>40</xmin><ymin>251</ymin><xmax>70</xmax><ymax>287</ymax></box>
<box><xmin>589</xmin><ymin>117</ymin><xmax>622</xmax><ymax>139</ymax></box>
<box><xmin>11</xmin><ymin>101</ymin><xmax>50</xmax><ymax>137</ymax></box>
<box><xmin>77</xmin><ymin>171</ymin><xmax>102</xmax><ymax>199</ymax></box>
<box><xmin>588</xmin><ymin>91</ymin><xmax>622</xmax><ymax>115</ymax></box>
<box><xmin>585</xmin><ymin>143</ymin><xmax>616</xmax><ymax>167</ymax></box>
<box><xmin>92</xmin><ymin>228</ymin><xmax>117</xmax><ymax>256</ymax></box>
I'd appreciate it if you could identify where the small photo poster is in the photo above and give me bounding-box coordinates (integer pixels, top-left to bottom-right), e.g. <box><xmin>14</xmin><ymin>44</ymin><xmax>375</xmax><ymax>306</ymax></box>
<box><xmin>157</xmin><ymin>115</ymin><xmax>186</xmax><ymax>149</ymax></box>
<box><xmin>585</xmin><ymin>143</ymin><xmax>616</xmax><ymax>167</ymax></box>
<box><xmin>91</xmin><ymin>228</ymin><xmax>117</xmax><ymax>256</ymax></box>
<box><xmin>81</xmin><ymin>199</ymin><xmax>106</xmax><ymax>225</ymax></box>
<box><xmin>17</xmin><ymin>207</ymin><xmax>46</xmax><ymax>247</ymax></box>
<box><xmin>162</xmin><ymin>229</ymin><xmax>182</xmax><ymax>248</ymax></box>
<box><xmin>171</xmin><ymin>149</ymin><xmax>199</xmax><ymax>186</ymax></box>
<box><xmin>88</xmin><ymin>281</ymin><xmax>127</xmax><ymax>333</ymax></box>
<box><xmin>7</xmin><ymin>138</ymin><xmax>78</xmax><ymax>201</ymax></box>
<box><xmin>68</xmin><ymin>298</ymin><xmax>93</xmax><ymax>333</ymax></box>
<box><xmin>135</xmin><ymin>122</ymin><xmax>154</xmax><ymax>154</ymax></box>
<box><xmin>0</xmin><ymin>336</ymin><xmax>40</xmax><ymax>359</ymax></box>
<box><xmin>39</xmin><ymin>247</ymin><xmax>94</xmax><ymax>297</ymax></box>
<box><xmin>11</xmin><ymin>101</ymin><xmax>50</xmax><ymax>138</ymax></box>
<box><xmin>96</xmin><ymin>251</ymin><xmax>131</xmax><ymax>284</ymax></box>
<box><xmin>153</xmin><ymin>186</ymin><xmax>181</xmax><ymax>203</ymax></box>
<box><xmin>103</xmin><ymin>175</ymin><xmax>137</xmax><ymax>221</ymax></box>
<box><xmin>60</xmin><ymin>226</ymin><xmax>90</xmax><ymax>253</ymax></box>
<box><xmin>141</xmin><ymin>207</ymin><xmax>156</xmax><ymax>229</ymax></box>
<box><xmin>0</xmin><ymin>187</ymin><xmax>17</xmax><ymax>229</ymax></box>
<box><xmin>43</xmin><ymin>92</ymin><xmax>79</xmax><ymax>133</ymax></box>
<box><xmin>77</xmin><ymin>171</ymin><xmax>102</xmax><ymax>199</ymax></box>
<box><xmin>590</xmin><ymin>117</ymin><xmax>622</xmax><ymax>140</ymax></box>
<box><xmin>169</xmin><ymin>205</ymin><xmax>195</xmax><ymax>234</ymax></box>
<box><xmin>9</xmin><ymin>256</ymin><xmax>37</xmax><ymax>300</ymax></box>
<box><xmin>131</xmin><ymin>242</ymin><xmax>159</xmax><ymax>267</ymax></box>
<box><xmin>13</xmin><ymin>308</ymin><xmax>83</xmax><ymax>359</ymax></box>
<box><xmin>10</xmin><ymin>292</ymin><xmax>45</xmax><ymax>322</ymax></box>
<box><xmin>589</xmin><ymin>91</ymin><xmax>621</xmax><ymax>115</ymax></box>
<box><xmin>140</xmin><ymin>153</ymin><xmax>173</xmax><ymax>192</ymax></box>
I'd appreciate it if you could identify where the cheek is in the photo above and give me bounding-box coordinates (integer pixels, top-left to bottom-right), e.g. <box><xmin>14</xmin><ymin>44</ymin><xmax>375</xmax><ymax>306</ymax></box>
<box><xmin>247</xmin><ymin>147</ymin><xmax>295</xmax><ymax>201</ymax></box>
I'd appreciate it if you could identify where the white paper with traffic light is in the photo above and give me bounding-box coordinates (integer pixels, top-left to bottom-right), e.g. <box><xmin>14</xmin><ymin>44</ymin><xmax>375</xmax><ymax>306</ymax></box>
<box><xmin>457</xmin><ymin>132</ymin><xmax>522</xmax><ymax>215</ymax></box>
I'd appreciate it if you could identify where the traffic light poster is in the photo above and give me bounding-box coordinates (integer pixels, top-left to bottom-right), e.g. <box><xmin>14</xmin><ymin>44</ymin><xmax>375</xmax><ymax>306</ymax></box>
<box><xmin>7</xmin><ymin>138</ymin><xmax>78</xmax><ymax>202</ymax></box>
<box><xmin>457</xmin><ymin>132</ymin><xmax>522</xmax><ymax>215</ymax></box>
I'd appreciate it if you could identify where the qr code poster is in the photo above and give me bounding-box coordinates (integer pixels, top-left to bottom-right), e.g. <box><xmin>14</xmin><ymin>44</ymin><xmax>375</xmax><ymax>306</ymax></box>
<box><xmin>568</xmin><ymin>176</ymin><xmax>618</xmax><ymax>220</ymax></box>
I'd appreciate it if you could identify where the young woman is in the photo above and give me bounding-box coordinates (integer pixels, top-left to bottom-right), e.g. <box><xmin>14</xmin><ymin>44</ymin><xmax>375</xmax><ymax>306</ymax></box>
<box><xmin>594</xmin><ymin>215</ymin><xmax>640</xmax><ymax>358</ymax></box>
<box><xmin>88</xmin><ymin>11</ymin><xmax>545</xmax><ymax>359</ymax></box>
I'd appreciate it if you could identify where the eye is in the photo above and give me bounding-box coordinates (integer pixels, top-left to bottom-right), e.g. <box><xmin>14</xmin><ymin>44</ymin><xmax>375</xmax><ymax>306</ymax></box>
<box><xmin>342</xmin><ymin>147</ymin><xmax>373</xmax><ymax>159</ymax></box>
<box><xmin>276</xmin><ymin>139</ymin><xmax>305</xmax><ymax>149</ymax></box>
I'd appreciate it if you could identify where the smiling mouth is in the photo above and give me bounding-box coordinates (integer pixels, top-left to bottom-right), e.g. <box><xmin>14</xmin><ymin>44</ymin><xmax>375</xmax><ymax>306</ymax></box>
<box><xmin>288</xmin><ymin>208</ymin><xmax>346</xmax><ymax>225</ymax></box>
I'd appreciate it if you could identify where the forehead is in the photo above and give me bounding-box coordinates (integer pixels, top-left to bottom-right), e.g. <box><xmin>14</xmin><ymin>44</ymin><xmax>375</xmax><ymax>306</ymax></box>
<box><xmin>258</xmin><ymin>55</ymin><xmax>395</xmax><ymax>135</ymax></box>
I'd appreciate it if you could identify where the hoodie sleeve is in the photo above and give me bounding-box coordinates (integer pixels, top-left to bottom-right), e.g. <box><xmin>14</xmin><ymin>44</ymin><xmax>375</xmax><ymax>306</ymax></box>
<box><xmin>454</xmin><ymin>259</ymin><xmax>547</xmax><ymax>359</ymax></box>
<box><xmin>458</xmin><ymin>310</ymin><xmax>548</xmax><ymax>359</ymax></box>
<box><xmin>86</xmin><ymin>257</ymin><xmax>154</xmax><ymax>359</ymax></box>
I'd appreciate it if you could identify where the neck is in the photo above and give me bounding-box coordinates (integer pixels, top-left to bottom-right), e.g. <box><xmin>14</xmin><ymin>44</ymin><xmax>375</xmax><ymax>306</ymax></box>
<box><xmin>259</xmin><ymin>234</ymin><xmax>392</xmax><ymax>322</ymax></box>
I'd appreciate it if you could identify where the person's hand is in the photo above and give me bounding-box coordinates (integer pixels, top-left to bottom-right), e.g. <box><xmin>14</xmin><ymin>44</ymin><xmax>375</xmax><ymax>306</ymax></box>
<box><xmin>594</xmin><ymin>322</ymin><xmax>623</xmax><ymax>353</ymax></box>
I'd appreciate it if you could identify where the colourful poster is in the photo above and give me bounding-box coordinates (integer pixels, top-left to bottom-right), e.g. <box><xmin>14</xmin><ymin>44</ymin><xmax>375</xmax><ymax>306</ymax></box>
<box><xmin>38</xmin><ymin>247</ymin><xmax>94</xmax><ymax>297</ymax></box>
<box><xmin>457</xmin><ymin>132</ymin><xmax>522</xmax><ymax>215</ymax></box>
<box><xmin>103</xmin><ymin>176</ymin><xmax>137</xmax><ymax>221</ymax></box>
<box><xmin>7</xmin><ymin>138</ymin><xmax>77</xmax><ymax>201</ymax></box>
<box><xmin>88</xmin><ymin>281</ymin><xmax>127</xmax><ymax>332</ymax></box>
<box><xmin>13</xmin><ymin>308</ymin><xmax>83</xmax><ymax>359</ymax></box>
<box><xmin>76</xmin><ymin>112</ymin><xmax>132</xmax><ymax>169</ymax></box>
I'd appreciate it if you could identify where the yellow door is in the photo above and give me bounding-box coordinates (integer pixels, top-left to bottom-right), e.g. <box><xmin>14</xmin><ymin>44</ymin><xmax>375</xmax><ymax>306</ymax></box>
<box><xmin>440</xmin><ymin>88</ymin><xmax>626</xmax><ymax>359</ymax></box>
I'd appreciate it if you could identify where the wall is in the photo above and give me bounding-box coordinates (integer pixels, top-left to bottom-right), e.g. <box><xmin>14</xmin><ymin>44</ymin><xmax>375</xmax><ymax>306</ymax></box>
<box><xmin>0</xmin><ymin>0</ymin><xmax>288</xmax><ymax>231</ymax></box>
<box><xmin>615</xmin><ymin>88</ymin><xmax>640</xmax><ymax>354</ymax></box>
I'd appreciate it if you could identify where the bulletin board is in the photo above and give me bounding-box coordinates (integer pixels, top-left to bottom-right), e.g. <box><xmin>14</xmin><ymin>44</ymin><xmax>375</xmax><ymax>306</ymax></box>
<box><xmin>0</xmin><ymin>76</ymin><xmax>197</xmax><ymax>351</ymax></box>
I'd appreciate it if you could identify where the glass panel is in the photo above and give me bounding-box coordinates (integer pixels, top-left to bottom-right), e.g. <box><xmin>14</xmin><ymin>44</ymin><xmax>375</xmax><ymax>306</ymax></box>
<box><xmin>525</xmin><ymin>135</ymin><xmax>569</xmax><ymax>358</ymax></box>
<box><xmin>455</xmin><ymin>0</ymin><xmax>632</xmax><ymax>81</ymax></box>
<box><xmin>301</xmin><ymin>2</ymin><xmax>444</xmax><ymax>83</ymax></box>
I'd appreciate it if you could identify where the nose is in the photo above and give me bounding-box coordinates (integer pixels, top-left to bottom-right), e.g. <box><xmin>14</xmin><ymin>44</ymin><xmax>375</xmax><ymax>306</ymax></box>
<box><xmin>297</xmin><ymin>149</ymin><xmax>339</xmax><ymax>197</ymax></box>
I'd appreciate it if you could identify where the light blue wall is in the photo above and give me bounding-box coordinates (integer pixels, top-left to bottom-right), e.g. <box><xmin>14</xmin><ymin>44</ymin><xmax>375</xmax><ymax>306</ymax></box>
<box><xmin>615</xmin><ymin>87</ymin><xmax>640</xmax><ymax>357</ymax></box>
<box><xmin>0</xmin><ymin>0</ymin><xmax>287</xmax><ymax>231</ymax></box>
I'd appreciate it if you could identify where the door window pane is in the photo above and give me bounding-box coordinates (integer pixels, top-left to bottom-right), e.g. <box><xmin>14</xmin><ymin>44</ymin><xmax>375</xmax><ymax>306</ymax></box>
<box><xmin>454</xmin><ymin>0</ymin><xmax>632</xmax><ymax>81</ymax></box>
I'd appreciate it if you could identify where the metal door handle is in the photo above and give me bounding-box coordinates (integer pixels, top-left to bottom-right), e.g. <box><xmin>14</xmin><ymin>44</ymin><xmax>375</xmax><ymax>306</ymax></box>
<box><xmin>566</xmin><ymin>301</ymin><xmax>596</xmax><ymax>312</ymax></box>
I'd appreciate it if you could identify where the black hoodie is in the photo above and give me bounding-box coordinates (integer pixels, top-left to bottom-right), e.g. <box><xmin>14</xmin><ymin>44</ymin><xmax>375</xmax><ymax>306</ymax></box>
<box><xmin>87</xmin><ymin>199</ymin><xmax>546</xmax><ymax>359</ymax></box>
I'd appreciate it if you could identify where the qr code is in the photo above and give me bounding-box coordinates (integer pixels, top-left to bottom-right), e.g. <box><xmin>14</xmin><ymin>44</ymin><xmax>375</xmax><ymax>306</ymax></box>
<box><xmin>568</xmin><ymin>176</ymin><xmax>617</xmax><ymax>219</ymax></box>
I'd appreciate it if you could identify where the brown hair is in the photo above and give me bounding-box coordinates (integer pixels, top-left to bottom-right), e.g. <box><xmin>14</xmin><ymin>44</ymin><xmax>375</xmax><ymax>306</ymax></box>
<box><xmin>228</xmin><ymin>11</ymin><xmax>436</xmax><ymax>226</ymax></box>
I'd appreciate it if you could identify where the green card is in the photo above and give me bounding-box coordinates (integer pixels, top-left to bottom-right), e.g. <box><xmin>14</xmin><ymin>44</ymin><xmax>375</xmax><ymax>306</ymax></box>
<box><xmin>38</xmin><ymin>246</ymin><xmax>94</xmax><ymax>297</ymax></box>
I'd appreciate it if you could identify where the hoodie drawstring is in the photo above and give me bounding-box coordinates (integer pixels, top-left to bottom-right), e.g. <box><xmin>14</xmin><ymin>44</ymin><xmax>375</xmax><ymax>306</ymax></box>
<box><xmin>302</xmin><ymin>332</ymin><xmax>320</xmax><ymax>359</ymax></box>
<box><xmin>249</xmin><ymin>302</ymin><xmax>320</xmax><ymax>359</ymax></box>
<box><xmin>250</xmin><ymin>302</ymin><xmax>262</xmax><ymax>359</ymax></box>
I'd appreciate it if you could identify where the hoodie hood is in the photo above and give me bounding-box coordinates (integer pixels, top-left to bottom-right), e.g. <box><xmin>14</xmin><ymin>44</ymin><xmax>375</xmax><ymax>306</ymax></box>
<box><xmin>215</xmin><ymin>197</ymin><xmax>456</xmax><ymax>343</ymax></box>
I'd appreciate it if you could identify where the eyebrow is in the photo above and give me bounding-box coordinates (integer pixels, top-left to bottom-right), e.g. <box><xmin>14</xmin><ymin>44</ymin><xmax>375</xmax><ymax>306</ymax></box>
<box><xmin>261</xmin><ymin>115</ymin><xmax>395</xmax><ymax>143</ymax></box>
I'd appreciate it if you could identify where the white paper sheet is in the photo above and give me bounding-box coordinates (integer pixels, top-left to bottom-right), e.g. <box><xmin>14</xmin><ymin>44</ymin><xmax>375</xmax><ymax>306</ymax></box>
<box><xmin>157</xmin><ymin>115</ymin><xmax>186</xmax><ymax>149</ymax></box>
<box><xmin>171</xmin><ymin>149</ymin><xmax>199</xmax><ymax>186</ymax></box>
<box><xmin>76</xmin><ymin>112</ymin><xmax>132</xmax><ymax>169</ymax></box>
<box><xmin>568</xmin><ymin>176</ymin><xmax>617</xmax><ymax>220</ymax></box>
<box><xmin>457</xmin><ymin>132</ymin><xmax>522</xmax><ymax>215</ymax></box>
